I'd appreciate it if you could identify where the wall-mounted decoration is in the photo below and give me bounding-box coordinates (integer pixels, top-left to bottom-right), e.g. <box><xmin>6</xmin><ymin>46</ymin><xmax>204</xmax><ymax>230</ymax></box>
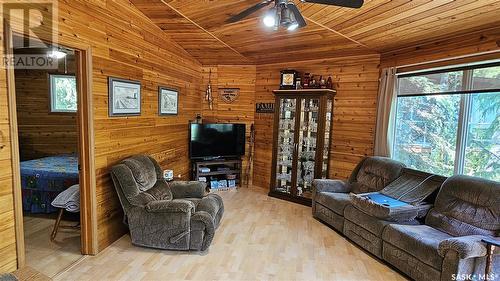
<box><xmin>49</xmin><ymin>74</ymin><xmax>77</xmax><ymax>113</ymax></box>
<box><xmin>205</xmin><ymin>69</ymin><xmax>213</xmax><ymax>110</ymax></box>
<box><xmin>158</xmin><ymin>86</ymin><xmax>179</xmax><ymax>116</ymax></box>
<box><xmin>256</xmin><ymin>102</ymin><xmax>275</xmax><ymax>113</ymax></box>
<box><xmin>108</xmin><ymin>77</ymin><xmax>141</xmax><ymax>116</ymax></box>
<box><xmin>280</xmin><ymin>69</ymin><xmax>298</xmax><ymax>90</ymax></box>
<box><xmin>219</xmin><ymin>88</ymin><xmax>240</xmax><ymax>103</ymax></box>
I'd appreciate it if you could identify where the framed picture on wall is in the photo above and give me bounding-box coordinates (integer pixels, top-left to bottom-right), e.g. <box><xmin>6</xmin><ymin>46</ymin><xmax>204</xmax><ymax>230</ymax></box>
<box><xmin>108</xmin><ymin>77</ymin><xmax>141</xmax><ymax>116</ymax></box>
<box><xmin>49</xmin><ymin>74</ymin><xmax>77</xmax><ymax>113</ymax></box>
<box><xmin>158</xmin><ymin>86</ymin><xmax>179</xmax><ymax>116</ymax></box>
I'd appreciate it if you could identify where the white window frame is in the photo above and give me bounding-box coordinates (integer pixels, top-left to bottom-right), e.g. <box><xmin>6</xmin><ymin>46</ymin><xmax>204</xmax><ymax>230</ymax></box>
<box><xmin>393</xmin><ymin>61</ymin><xmax>500</xmax><ymax>177</ymax></box>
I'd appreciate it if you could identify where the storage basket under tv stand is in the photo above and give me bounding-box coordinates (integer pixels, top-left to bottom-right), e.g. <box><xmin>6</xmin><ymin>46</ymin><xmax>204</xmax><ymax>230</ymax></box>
<box><xmin>191</xmin><ymin>158</ymin><xmax>242</xmax><ymax>189</ymax></box>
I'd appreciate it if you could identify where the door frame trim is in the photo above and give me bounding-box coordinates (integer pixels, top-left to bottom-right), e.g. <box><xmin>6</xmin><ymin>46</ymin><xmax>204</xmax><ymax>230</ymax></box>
<box><xmin>3</xmin><ymin>20</ymin><xmax>98</xmax><ymax>269</ymax></box>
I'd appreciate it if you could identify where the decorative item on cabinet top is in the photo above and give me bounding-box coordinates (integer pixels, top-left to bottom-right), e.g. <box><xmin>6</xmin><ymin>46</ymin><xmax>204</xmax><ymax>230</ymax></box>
<box><xmin>282</xmin><ymin>71</ymin><xmax>335</xmax><ymax>90</ymax></box>
<box><xmin>280</xmin><ymin>69</ymin><xmax>299</xmax><ymax>90</ymax></box>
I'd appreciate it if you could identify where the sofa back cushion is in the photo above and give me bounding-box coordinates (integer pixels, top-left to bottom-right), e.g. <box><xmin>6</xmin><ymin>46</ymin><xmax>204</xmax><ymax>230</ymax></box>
<box><xmin>425</xmin><ymin>175</ymin><xmax>500</xmax><ymax>237</ymax></box>
<box><xmin>349</xmin><ymin>157</ymin><xmax>405</xmax><ymax>194</ymax></box>
<box><xmin>122</xmin><ymin>155</ymin><xmax>157</xmax><ymax>192</ymax></box>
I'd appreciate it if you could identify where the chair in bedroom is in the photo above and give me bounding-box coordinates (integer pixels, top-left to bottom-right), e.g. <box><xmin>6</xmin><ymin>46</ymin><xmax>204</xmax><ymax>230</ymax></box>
<box><xmin>110</xmin><ymin>155</ymin><xmax>224</xmax><ymax>251</ymax></box>
<box><xmin>50</xmin><ymin>184</ymin><xmax>80</xmax><ymax>241</ymax></box>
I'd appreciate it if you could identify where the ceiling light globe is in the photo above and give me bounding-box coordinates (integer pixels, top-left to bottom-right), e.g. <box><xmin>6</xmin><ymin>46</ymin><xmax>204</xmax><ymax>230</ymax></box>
<box><xmin>263</xmin><ymin>15</ymin><xmax>276</xmax><ymax>27</ymax></box>
<box><xmin>287</xmin><ymin>23</ymin><xmax>299</xmax><ymax>31</ymax></box>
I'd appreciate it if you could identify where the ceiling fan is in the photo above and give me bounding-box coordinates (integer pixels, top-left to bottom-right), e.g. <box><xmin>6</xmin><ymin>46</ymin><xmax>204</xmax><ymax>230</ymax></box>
<box><xmin>227</xmin><ymin>0</ymin><xmax>364</xmax><ymax>31</ymax></box>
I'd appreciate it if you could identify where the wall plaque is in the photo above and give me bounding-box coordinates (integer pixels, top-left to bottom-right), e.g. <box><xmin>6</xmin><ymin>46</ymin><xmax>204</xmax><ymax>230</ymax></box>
<box><xmin>256</xmin><ymin>103</ymin><xmax>275</xmax><ymax>113</ymax></box>
<box><xmin>219</xmin><ymin>88</ymin><xmax>240</xmax><ymax>103</ymax></box>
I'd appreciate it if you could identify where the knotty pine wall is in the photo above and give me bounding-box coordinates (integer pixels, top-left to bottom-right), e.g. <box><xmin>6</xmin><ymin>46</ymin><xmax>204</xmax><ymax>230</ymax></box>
<box><xmin>201</xmin><ymin>65</ymin><xmax>256</xmax><ymax>185</ymax></box>
<box><xmin>58</xmin><ymin>0</ymin><xmax>203</xmax><ymax>251</ymax></box>
<box><xmin>0</xmin><ymin>24</ymin><xmax>18</xmax><ymax>272</ymax></box>
<box><xmin>15</xmin><ymin>58</ymin><xmax>78</xmax><ymax>161</ymax></box>
<box><xmin>253</xmin><ymin>55</ymin><xmax>381</xmax><ymax>189</ymax></box>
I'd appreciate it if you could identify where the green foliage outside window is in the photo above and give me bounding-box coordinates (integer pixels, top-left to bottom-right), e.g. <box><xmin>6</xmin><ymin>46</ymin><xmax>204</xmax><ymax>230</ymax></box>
<box><xmin>50</xmin><ymin>74</ymin><xmax>77</xmax><ymax>112</ymax></box>
<box><xmin>394</xmin><ymin>66</ymin><xmax>500</xmax><ymax>181</ymax></box>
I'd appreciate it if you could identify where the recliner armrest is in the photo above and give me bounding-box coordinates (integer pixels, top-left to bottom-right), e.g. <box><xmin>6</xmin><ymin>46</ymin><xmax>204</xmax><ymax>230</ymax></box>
<box><xmin>145</xmin><ymin>199</ymin><xmax>195</xmax><ymax>213</ymax></box>
<box><xmin>170</xmin><ymin>181</ymin><xmax>206</xmax><ymax>199</ymax></box>
<box><xmin>438</xmin><ymin>235</ymin><xmax>500</xmax><ymax>259</ymax></box>
<box><xmin>313</xmin><ymin>179</ymin><xmax>351</xmax><ymax>193</ymax></box>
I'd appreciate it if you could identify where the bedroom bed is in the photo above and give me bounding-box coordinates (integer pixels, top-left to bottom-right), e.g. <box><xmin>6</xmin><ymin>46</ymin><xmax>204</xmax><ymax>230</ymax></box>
<box><xmin>21</xmin><ymin>154</ymin><xmax>79</xmax><ymax>213</ymax></box>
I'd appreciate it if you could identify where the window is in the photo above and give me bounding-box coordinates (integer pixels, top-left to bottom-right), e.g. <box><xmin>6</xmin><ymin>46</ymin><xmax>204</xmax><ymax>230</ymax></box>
<box><xmin>393</xmin><ymin>64</ymin><xmax>500</xmax><ymax>181</ymax></box>
<box><xmin>50</xmin><ymin>74</ymin><xmax>77</xmax><ymax>112</ymax></box>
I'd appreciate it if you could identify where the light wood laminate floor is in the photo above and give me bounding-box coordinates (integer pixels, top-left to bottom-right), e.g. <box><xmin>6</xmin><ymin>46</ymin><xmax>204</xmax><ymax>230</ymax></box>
<box><xmin>24</xmin><ymin>214</ymin><xmax>82</xmax><ymax>278</ymax></box>
<box><xmin>56</xmin><ymin>187</ymin><xmax>406</xmax><ymax>281</ymax></box>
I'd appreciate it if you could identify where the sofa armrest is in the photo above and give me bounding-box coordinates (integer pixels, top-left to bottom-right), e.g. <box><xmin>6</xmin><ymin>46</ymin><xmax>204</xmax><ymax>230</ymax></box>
<box><xmin>438</xmin><ymin>235</ymin><xmax>500</xmax><ymax>259</ymax></box>
<box><xmin>170</xmin><ymin>181</ymin><xmax>206</xmax><ymax>199</ymax></box>
<box><xmin>313</xmin><ymin>179</ymin><xmax>351</xmax><ymax>193</ymax></box>
<box><xmin>145</xmin><ymin>199</ymin><xmax>195</xmax><ymax>214</ymax></box>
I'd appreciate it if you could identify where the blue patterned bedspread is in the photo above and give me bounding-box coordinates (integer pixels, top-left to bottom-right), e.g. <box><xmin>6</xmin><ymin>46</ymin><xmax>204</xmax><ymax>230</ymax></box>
<box><xmin>21</xmin><ymin>154</ymin><xmax>79</xmax><ymax>213</ymax></box>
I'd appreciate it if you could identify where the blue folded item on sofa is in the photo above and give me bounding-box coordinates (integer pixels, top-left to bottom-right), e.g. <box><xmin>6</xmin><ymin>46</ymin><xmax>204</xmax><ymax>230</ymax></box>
<box><xmin>362</xmin><ymin>193</ymin><xmax>409</xmax><ymax>208</ymax></box>
<box><xmin>350</xmin><ymin>192</ymin><xmax>432</xmax><ymax>222</ymax></box>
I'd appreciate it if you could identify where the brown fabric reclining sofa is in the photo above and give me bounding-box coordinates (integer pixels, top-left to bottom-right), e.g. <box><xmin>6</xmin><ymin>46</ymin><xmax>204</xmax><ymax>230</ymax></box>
<box><xmin>312</xmin><ymin>157</ymin><xmax>499</xmax><ymax>281</ymax></box>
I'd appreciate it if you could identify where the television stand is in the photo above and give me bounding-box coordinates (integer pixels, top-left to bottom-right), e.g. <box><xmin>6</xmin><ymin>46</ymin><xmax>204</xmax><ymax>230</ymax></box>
<box><xmin>191</xmin><ymin>158</ymin><xmax>242</xmax><ymax>190</ymax></box>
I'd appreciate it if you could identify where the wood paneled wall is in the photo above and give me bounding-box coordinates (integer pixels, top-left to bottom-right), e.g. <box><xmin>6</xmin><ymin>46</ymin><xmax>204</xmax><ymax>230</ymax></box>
<box><xmin>0</xmin><ymin>24</ymin><xmax>18</xmax><ymax>272</ymax></box>
<box><xmin>253</xmin><ymin>55</ymin><xmax>381</xmax><ymax>188</ymax></box>
<box><xmin>15</xmin><ymin>66</ymin><xmax>78</xmax><ymax>161</ymax></box>
<box><xmin>55</xmin><ymin>0</ymin><xmax>203</xmax><ymax>251</ymax></box>
<box><xmin>201</xmin><ymin>65</ymin><xmax>256</xmax><ymax>184</ymax></box>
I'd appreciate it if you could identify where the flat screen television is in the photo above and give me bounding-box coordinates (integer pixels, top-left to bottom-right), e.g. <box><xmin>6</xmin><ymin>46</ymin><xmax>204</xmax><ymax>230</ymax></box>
<box><xmin>189</xmin><ymin>123</ymin><xmax>246</xmax><ymax>159</ymax></box>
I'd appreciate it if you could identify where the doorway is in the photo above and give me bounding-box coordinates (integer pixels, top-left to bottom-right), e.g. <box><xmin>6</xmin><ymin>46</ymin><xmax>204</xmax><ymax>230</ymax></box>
<box><xmin>3</xmin><ymin>21</ymin><xmax>97</xmax><ymax>276</ymax></box>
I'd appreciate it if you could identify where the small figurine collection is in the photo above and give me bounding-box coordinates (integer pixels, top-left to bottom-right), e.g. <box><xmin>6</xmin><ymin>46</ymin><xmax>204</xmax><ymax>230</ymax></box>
<box><xmin>280</xmin><ymin>70</ymin><xmax>334</xmax><ymax>90</ymax></box>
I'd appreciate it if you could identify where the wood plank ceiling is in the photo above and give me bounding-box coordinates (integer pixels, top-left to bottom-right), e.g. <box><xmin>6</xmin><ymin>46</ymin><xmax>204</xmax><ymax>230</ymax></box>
<box><xmin>131</xmin><ymin>0</ymin><xmax>500</xmax><ymax>65</ymax></box>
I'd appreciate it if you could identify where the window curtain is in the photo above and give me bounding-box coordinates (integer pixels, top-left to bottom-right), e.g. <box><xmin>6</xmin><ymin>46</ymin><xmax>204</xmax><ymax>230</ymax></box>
<box><xmin>374</xmin><ymin>67</ymin><xmax>397</xmax><ymax>157</ymax></box>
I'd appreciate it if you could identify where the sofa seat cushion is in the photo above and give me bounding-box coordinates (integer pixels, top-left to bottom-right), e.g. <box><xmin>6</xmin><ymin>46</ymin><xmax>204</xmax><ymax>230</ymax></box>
<box><xmin>382</xmin><ymin>224</ymin><xmax>452</xmax><ymax>270</ymax></box>
<box><xmin>315</xmin><ymin>192</ymin><xmax>351</xmax><ymax>215</ymax></box>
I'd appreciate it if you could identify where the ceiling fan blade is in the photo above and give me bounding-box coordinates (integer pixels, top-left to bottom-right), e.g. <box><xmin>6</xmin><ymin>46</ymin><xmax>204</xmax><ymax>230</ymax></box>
<box><xmin>287</xmin><ymin>3</ymin><xmax>307</xmax><ymax>27</ymax></box>
<box><xmin>226</xmin><ymin>1</ymin><xmax>274</xmax><ymax>23</ymax></box>
<box><xmin>302</xmin><ymin>0</ymin><xmax>364</xmax><ymax>8</ymax></box>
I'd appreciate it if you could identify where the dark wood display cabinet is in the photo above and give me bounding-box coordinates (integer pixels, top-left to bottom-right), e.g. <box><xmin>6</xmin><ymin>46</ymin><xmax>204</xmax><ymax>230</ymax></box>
<box><xmin>269</xmin><ymin>89</ymin><xmax>336</xmax><ymax>206</ymax></box>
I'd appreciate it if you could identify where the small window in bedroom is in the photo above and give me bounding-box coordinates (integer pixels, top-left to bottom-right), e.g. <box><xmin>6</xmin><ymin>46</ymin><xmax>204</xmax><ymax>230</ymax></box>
<box><xmin>49</xmin><ymin>74</ymin><xmax>77</xmax><ymax>113</ymax></box>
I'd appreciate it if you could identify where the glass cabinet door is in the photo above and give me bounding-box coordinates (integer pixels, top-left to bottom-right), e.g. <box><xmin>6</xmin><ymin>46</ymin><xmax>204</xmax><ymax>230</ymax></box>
<box><xmin>275</xmin><ymin>98</ymin><xmax>297</xmax><ymax>194</ymax></box>
<box><xmin>296</xmin><ymin>97</ymin><xmax>320</xmax><ymax>198</ymax></box>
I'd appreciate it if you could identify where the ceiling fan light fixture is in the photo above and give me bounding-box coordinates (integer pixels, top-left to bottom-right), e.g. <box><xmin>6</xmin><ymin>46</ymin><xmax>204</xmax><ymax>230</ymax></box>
<box><xmin>262</xmin><ymin>8</ymin><xmax>277</xmax><ymax>27</ymax></box>
<box><xmin>280</xmin><ymin>5</ymin><xmax>292</xmax><ymax>27</ymax></box>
